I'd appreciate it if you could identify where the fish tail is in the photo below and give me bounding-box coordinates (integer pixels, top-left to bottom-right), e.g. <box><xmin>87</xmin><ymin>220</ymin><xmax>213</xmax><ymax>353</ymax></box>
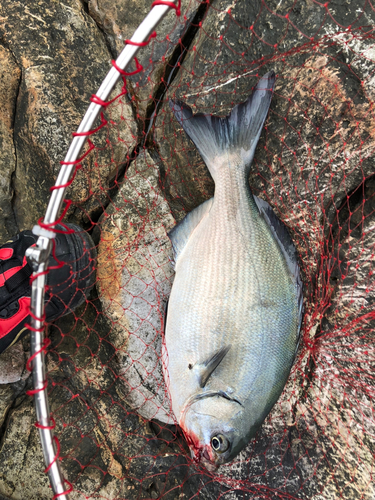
<box><xmin>169</xmin><ymin>71</ymin><xmax>275</xmax><ymax>180</ymax></box>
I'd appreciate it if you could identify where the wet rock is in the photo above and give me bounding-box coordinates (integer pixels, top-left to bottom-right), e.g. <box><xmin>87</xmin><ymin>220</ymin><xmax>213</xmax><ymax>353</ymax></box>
<box><xmin>96</xmin><ymin>148</ymin><xmax>175</xmax><ymax>424</ymax></box>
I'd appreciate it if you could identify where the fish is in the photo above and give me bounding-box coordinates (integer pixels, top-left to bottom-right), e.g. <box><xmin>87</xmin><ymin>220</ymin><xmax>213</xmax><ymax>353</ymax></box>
<box><xmin>163</xmin><ymin>71</ymin><xmax>303</xmax><ymax>471</ymax></box>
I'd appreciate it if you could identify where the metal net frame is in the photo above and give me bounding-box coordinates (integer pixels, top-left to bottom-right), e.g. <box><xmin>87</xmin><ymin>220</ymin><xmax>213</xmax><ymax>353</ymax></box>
<box><xmin>25</xmin><ymin>2</ymin><xmax>181</xmax><ymax>498</ymax></box>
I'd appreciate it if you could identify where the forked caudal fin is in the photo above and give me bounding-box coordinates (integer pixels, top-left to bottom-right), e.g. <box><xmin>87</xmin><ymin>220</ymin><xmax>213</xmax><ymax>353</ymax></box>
<box><xmin>169</xmin><ymin>71</ymin><xmax>276</xmax><ymax>180</ymax></box>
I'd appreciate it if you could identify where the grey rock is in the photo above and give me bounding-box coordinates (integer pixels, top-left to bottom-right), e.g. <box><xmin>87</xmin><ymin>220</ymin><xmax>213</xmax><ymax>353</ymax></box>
<box><xmin>96</xmin><ymin>148</ymin><xmax>175</xmax><ymax>424</ymax></box>
<box><xmin>0</xmin><ymin>0</ymin><xmax>137</xmax><ymax>233</ymax></box>
<box><xmin>0</xmin><ymin>46</ymin><xmax>21</xmax><ymax>244</ymax></box>
<box><xmin>84</xmin><ymin>0</ymin><xmax>191</xmax><ymax>57</ymax></box>
<box><xmin>0</xmin><ymin>396</ymin><xmax>50</xmax><ymax>499</ymax></box>
<box><xmin>0</xmin><ymin>385</ymin><xmax>14</xmax><ymax>430</ymax></box>
<box><xmin>0</xmin><ymin>343</ymin><xmax>27</xmax><ymax>385</ymax></box>
<box><xmin>84</xmin><ymin>0</ymin><xmax>208</xmax><ymax>118</ymax></box>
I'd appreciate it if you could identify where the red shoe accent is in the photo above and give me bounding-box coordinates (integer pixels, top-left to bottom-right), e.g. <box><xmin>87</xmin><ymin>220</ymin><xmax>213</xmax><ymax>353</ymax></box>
<box><xmin>0</xmin><ymin>255</ymin><xmax>28</xmax><ymax>287</ymax></box>
<box><xmin>0</xmin><ymin>248</ymin><xmax>14</xmax><ymax>260</ymax></box>
<box><xmin>0</xmin><ymin>296</ymin><xmax>31</xmax><ymax>337</ymax></box>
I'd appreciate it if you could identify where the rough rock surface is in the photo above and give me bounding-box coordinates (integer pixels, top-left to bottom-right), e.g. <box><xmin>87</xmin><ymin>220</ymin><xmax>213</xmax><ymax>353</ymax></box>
<box><xmin>0</xmin><ymin>395</ymin><xmax>50</xmax><ymax>499</ymax></box>
<box><xmin>0</xmin><ymin>0</ymin><xmax>137</xmax><ymax>236</ymax></box>
<box><xmin>96</xmin><ymin>149</ymin><xmax>175</xmax><ymax>424</ymax></box>
<box><xmin>156</xmin><ymin>0</ymin><xmax>375</xmax><ymax>221</ymax></box>
<box><xmin>0</xmin><ymin>343</ymin><xmax>27</xmax><ymax>385</ymax></box>
<box><xmin>0</xmin><ymin>46</ymin><xmax>21</xmax><ymax>243</ymax></box>
<box><xmin>83</xmin><ymin>0</ymin><xmax>208</xmax><ymax>119</ymax></box>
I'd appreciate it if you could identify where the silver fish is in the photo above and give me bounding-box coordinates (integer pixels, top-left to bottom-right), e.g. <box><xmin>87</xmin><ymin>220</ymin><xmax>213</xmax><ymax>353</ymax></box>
<box><xmin>164</xmin><ymin>71</ymin><xmax>303</xmax><ymax>470</ymax></box>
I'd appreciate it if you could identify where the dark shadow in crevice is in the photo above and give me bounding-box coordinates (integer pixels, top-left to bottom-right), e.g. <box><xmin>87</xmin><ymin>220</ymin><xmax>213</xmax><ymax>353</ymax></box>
<box><xmin>142</xmin><ymin>1</ymin><xmax>211</xmax><ymax>146</ymax></box>
<box><xmin>79</xmin><ymin>0</ymin><xmax>117</xmax><ymax>60</ymax></box>
<box><xmin>323</xmin><ymin>174</ymin><xmax>375</xmax><ymax>298</ymax></box>
<box><xmin>296</xmin><ymin>176</ymin><xmax>375</xmax><ymax>404</ymax></box>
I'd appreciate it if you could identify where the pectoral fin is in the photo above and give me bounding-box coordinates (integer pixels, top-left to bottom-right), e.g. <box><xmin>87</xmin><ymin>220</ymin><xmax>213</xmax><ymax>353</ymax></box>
<box><xmin>194</xmin><ymin>345</ymin><xmax>231</xmax><ymax>388</ymax></box>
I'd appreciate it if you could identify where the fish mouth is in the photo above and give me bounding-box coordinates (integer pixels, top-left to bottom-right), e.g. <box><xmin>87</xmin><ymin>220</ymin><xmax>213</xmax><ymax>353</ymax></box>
<box><xmin>180</xmin><ymin>391</ymin><xmax>241</xmax><ymax>471</ymax></box>
<box><xmin>190</xmin><ymin>447</ymin><xmax>218</xmax><ymax>472</ymax></box>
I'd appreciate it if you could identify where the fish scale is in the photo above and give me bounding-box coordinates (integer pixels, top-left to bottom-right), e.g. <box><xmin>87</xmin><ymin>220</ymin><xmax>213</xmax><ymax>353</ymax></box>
<box><xmin>169</xmin><ymin>179</ymin><xmax>295</xmax><ymax>403</ymax></box>
<box><xmin>164</xmin><ymin>71</ymin><xmax>303</xmax><ymax>468</ymax></box>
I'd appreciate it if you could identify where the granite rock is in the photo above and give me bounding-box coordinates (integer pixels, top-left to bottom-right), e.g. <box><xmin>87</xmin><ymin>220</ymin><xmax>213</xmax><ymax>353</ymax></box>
<box><xmin>83</xmin><ymin>0</ymin><xmax>209</xmax><ymax>120</ymax></box>
<box><xmin>0</xmin><ymin>46</ymin><xmax>21</xmax><ymax>244</ymax></box>
<box><xmin>0</xmin><ymin>0</ymin><xmax>137</xmax><ymax>234</ymax></box>
<box><xmin>0</xmin><ymin>343</ymin><xmax>27</xmax><ymax>385</ymax></box>
<box><xmin>0</xmin><ymin>396</ymin><xmax>50</xmax><ymax>499</ymax></box>
<box><xmin>96</xmin><ymin>148</ymin><xmax>175</xmax><ymax>424</ymax></box>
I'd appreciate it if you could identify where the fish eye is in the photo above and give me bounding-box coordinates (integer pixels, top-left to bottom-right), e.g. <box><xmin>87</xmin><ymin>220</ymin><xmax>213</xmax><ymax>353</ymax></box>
<box><xmin>211</xmin><ymin>434</ymin><xmax>229</xmax><ymax>453</ymax></box>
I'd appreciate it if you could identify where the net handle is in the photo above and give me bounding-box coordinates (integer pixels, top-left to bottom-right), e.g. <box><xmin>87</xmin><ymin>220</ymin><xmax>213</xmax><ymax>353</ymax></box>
<box><xmin>25</xmin><ymin>2</ymin><xmax>180</xmax><ymax>499</ymax></box>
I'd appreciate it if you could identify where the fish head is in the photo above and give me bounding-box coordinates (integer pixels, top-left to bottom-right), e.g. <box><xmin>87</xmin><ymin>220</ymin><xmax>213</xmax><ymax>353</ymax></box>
<box><xmin>180</xmin><ymin>393</ymin><xmax>249</xmax><ymax>470</ymax></box>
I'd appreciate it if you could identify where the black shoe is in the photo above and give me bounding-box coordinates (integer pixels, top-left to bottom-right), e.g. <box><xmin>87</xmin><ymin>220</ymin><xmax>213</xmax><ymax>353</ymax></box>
<box><xmin>0</xmin><ymin>224</ymin><xmax>97</xmax><ymax>354</ymax></box>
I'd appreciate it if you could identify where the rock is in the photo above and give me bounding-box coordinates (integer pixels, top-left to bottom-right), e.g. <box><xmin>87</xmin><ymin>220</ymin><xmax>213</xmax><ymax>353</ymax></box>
<box><xmin>0</xmin><ymin>46</ymin><xmax>21</xmax><ymax>244</ymax></box>
<box><xmin>0</xmin><ymin>396</ymin><xmax>50</xmax><ymax>499</ymax></box>
<box><xmin>0</xmin><ymin>385</ymin><xmax>14</xmax><ymax>429</ymax></box>
<box><xmin>84</xmin><ymin>0</ymin><xmax>209</xmax><ymax>119</ymax></box>
<box><xmin>83</xmin><ymin>0</ymin><xmax>190</xmax><ymax>57</ymax></box>
<box><xmin>0</xmin><ymin>0</ymin><xmax>137</xmax><ymax>233</ymax></box>
<box><xmin>66</xmin><ymin>78</ymin><xmax>137</xmax><ymax>228</ymax></box>
<box><xmin>0</xmin><ymin>343</ymin><xmax>26</xmax><ymax>385</ymax></box>
<box><xmin>96</xmin><ymin>148</ymin><xmax>175</xmax><ymax>423</ymax></box>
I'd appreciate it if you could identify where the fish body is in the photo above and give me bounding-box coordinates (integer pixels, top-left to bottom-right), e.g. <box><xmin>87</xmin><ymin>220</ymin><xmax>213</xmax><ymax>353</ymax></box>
<box><xmin>164</xmin><ymin>72</ymin><xmax>303</xmax><ymax>469</ymax></box>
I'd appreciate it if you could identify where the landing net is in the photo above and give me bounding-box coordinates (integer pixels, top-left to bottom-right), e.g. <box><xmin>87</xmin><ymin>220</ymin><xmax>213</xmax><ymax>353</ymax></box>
<box><xmin>38</xmin><ymin>1</ymin><xmax>375</xmax><ymax>498</ymax></box>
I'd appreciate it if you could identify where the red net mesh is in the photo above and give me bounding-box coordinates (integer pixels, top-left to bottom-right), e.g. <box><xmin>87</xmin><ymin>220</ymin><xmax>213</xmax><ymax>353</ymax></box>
<box><xmin>42</xmin><ymin>1</ymin><xmax>375</xmax><ymax>498</ymax></box>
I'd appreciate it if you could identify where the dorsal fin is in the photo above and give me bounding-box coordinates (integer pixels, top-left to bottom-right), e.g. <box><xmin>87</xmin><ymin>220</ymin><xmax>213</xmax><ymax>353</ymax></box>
<box><xmin>168</xmin><ymin>198</ymin><xmax>214</xmax><ymax>265</ymax></box>
<box><xmin>253</xmin><ymin>194</ymin><xmax>304</xmax><ymax>343</ymax></box>
<box><xmin>253</xmin><ymin>195</ymin><xmax>300</xmax><ymax>282</ymax></box>
<box><xmin>193</xmin><ymin>345</ymin><xmax>231</xmax><ymax>388</ymax></box>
